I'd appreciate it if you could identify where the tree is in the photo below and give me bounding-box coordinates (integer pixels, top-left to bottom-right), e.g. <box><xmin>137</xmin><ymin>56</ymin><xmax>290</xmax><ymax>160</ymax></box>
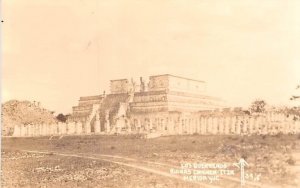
<box><xmin>289</xmin><ymin>84</ymin><xmax>300</xmax><ymax>120</ymax></box>
<box><xmin>290</xmin><ymin>84</ymin><xmax>300</xmax><ymax>101</ymax></box>
<box><xmin>249</xmin><ymin>100</ymin><xmax>267</xmax><ymax>113</ymax></box>
<box><xmin>56</xmin><ymin>113</ymin><xmax>67</xmax><ymax>122</ymax></box>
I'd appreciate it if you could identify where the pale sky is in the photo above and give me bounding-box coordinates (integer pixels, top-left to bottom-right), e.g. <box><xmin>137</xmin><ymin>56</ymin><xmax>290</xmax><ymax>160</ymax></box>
<box><xmin>2</xmin><ymin>0</ymin><xmax>300</xmax><ymax>113</ymax></box>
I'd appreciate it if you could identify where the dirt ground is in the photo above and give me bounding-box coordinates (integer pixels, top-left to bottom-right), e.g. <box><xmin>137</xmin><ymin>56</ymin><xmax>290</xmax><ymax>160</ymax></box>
<box><xmin>1</xmin><ymin>150</ymin><xmax>201</xmax><ymax>188</ymax></box>
<box><xmin>2</xmin><ymin>134</ymin><xmax>300</xmax><ymax>187</ymax></box>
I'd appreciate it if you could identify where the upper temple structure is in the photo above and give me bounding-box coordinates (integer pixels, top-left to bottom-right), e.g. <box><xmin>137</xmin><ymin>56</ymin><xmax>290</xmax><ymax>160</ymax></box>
<box><xmin>68</xmin><ymin>74</ymin><xmax>223</xmax><ymax>134</ymax></box>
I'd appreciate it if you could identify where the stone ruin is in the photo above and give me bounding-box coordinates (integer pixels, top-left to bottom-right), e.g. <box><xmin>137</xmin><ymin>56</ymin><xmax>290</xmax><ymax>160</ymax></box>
<box><xmin>12</xmin><ymin>109</ymin><xmax>300</xmax><ymax>137</ymax></box>
<box><xmin>11</xmin><ymin>74</ymin><xmax>300</xmax><ymax>137</ymax></box>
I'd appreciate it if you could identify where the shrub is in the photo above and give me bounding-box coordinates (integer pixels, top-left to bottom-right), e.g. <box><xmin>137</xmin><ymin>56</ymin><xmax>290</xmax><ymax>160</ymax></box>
<box><xmin>286</xmin><ymin>157</ymin><xmax>296</xmax><ymax>165</ymax></box>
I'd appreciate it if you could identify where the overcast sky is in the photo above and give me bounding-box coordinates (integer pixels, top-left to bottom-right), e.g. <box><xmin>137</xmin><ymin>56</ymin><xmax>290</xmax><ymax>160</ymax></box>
<box><xmin>2</xmin><ymin>0</ymin><xmax>300</xmax><ymax>113</ymax></box>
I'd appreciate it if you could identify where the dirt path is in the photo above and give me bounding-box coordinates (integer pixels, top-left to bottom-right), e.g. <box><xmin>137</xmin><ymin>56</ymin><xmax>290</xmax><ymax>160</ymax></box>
<box><xmin>18</xmin><ymin>149</ymin><xmax>270</xmax><ymax>188</ymax></box>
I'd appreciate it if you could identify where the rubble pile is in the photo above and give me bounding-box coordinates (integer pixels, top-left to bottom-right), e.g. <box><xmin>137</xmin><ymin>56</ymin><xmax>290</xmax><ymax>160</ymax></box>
<box><xmin>1</xmin><ymin>100</ymin><xmax>57</xmax><ymax>136</ymax></box>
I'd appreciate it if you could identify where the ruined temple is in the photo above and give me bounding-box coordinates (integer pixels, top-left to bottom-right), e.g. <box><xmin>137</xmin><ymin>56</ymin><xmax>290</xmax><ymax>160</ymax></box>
<box><xmin>68</xmin><ymin>74</ymin><xmax>223</xmax><ymax>134</ymax></box>
<box><xmin>11</xmin><ymin>75</ymin><xmax>300</xmax><ymax>137</ymax></box>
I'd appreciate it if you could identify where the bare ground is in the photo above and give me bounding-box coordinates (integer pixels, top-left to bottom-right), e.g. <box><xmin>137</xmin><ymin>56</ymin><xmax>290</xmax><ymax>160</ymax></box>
<box><xmin>2</xmin><ymin>134</ymin><xmax>300</xmax><ymax>187</ymax></box>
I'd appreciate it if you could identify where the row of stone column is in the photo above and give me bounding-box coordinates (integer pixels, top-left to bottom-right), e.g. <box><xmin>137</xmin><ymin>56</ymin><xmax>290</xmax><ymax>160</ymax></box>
<box><xmin>130</xmin><ymin>114</ymin><xmax>300</xmax><ymax>135</ymax></box>
<box><xmin>12</xmin><ymin>114</ymin><xmax>300</xmax><ymax>137</ymax></box>
<box><xmin>265</xmin><ymin>112</ymin><xmax>289</xmax><ymax>122</ymax></box>
<box><xmin>12</xmin><ymin>120</ymin><xmax>102</xmax><ymax>137</ymax></box>
<box><xmin>173</xmin><ymin>115</ymin><xmax>300</xmax><ymax>135</ymax></box>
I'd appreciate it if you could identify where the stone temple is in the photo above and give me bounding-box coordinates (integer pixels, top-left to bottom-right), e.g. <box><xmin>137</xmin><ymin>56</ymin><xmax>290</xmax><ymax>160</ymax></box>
<box><xmin>68</xmin><ymin>74</ymin><xmax>222</xmax><ymax>134</ymax></box>
<box><xmin>12</xmin><ymin>74</ymin><xmax>300</xmax><ymax>137</ymax></box>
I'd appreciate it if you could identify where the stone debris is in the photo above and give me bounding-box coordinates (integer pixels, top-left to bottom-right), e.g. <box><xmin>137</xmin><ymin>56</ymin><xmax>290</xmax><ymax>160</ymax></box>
<box><xmin>1</xmin><ymin>151</ymin><xmax>45</xmax><ymax>161</ymax></box>
<box><xmin>2</xmin><ymin>100</ymin><xmax>56</xmax><ymax>136</ymax></box>
<box><xmin>34</xmin><ymin>165</ymin><xmax>63</xmax><ymax>173</ymax></box>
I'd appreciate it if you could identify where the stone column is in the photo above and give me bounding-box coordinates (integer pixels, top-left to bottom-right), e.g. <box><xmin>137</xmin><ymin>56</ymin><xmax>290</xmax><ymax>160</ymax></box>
<box><xmin>159</xmin><ymin>117</ymin><xmax>163</xmax><ymax>132</ymax></box>
<box><xmin>195</xmin><ymin>117</ymin><xmax>200</xmax><ymax>134</ymax></box>
<box><xmin>230</xmin><ymin>116</ymin><xmax>236</xmax><ymax>134</ymax></box>
<box><xmin>19</xmin><ymin>124</ymin><xmax>24</xmax><ymax>136</ymax></box>
<box><xmin>32</xmin><ymin>124</ymin><xmax>38</xmax><ymax>136</ymax></box>
<box><xmin>178</xmin><ymin>118</ymin><xmax>183</xmax><ymax>134</ymax></box>
<box><xmin>291</xmin><ymin>120</ymin><xmax>296</xmax><ymax>134</ymax></box>
<box><xmin>188</xmin><ymin>118</ymin><xmax>193</xmax><ymax>134</ymax></box>
<box><xmin>41</xmin><ymin>124</ymin><xmax>46</xmax><ymax>136</ymax></box>
<box><xmin>180</xmin><ymin>118</ymin><xmax>184</xmax><ymax>134</ymax></box>
<box><xmin>76</xmin><ymin>122</ymin><xmax>83</xmax><ymax>134</ymax></box>
<box><xmin>50</xmin><ymin>124</ymin><xmax>54</xmax><ymax>135</ymax></box>
<box><xmin>72</xmin><ymin>122</ymin><xmax>77</xmax><ymax>134</ymax></box>
<box><xmin>200</xmin><ymin>117</ymin><xmax>206</xmax><ymax>135</ymax></box>
<box><xmin>65</xmin><ymin>122</ymin><xmax>70</xmax><ymax>135</ymax></box>
<box><xmin>40</xmin><ymin>124</ymin><xmax>45</xmax><ymax>136</ymax></box>
<box><xmin>52</xmin><ymin>123</ymin><xmax>58</xmax><ymax>135</ymax></box>
<box><xmin>266</xmin><ymin>113</ymin><xmax>271</xmax><ymax>132</ymax></box>
<box><xmin>218</xmin><ymin>117</ymin><xmax>224</xmax><ymax>135</ymax></box>
<box><xmin>224</xmin><ymin>116</ymin><xmax>230</xmax><ymax>135</ymax></box>
<box><xmin>254</xmin><ymin>116</ymin><xmax>259</xmax><ymax>134</ymax></box>
<box><xmin>26</xmin><ymin>124</ymin><xmax>32</xmax><ymax>137</ymax></box>
<box><xmin>13</xmin><ymin>125</ymin><xmax>21</xmax><ymax>137</ymax></box>
<box><xmin>261</xmin><ymin>116</ymin><xmax>268</xmax><ymax>135</ymax></box>
<box><xmin>25</xmin><ymin>125</ymin><xmax>29</xmax><ymax>137</ymax></box>
<box><xmin>149</xmin><ymin>119</ymin><xmax>153</xmax><ymax>132</ymax></box>
<box><xmin>271</xmin><ymin>112</ymin><xmax>275</xmax><ymax>122</ymax></box>
<box><xmin>192</xmin><ymin>118</ymin><xmax>197</xmax><ymax>134</ymax></box>
<box><xmin>36</xmin><ymin>124</ymin><xmax>40</xmax><ymax>137</ymax></box>
<box><xmin>48</xmin><ymin>124</ymin><xmax>52</xmax><ymax>135</ymax></box>
<box><xmin>105</xmin><ymin>118</ymin><xmax>111</xmax><ymax>133</ymax></box>
<box><xmin>33</xmin><ymin>124</ymin><xmax>37</xmax><ymax>137</ymax></box>
<box><xmin>94</xmin><ymin>120</ymin><xmax>101</xmax><ymax>134</ymax></box>
<box><xmin>32</xmin><ymin>125</ymin><xmax>36</xmax><ymax>137</ymax></box>
<box><xmin>275</xmin><ymin>113</ymin><xmax>280</xmax><ymax>122</ymax></box>
<box><xmin>85</xmin><ymin>122</ymin><xmax>91</xmax><ymax>134</ymax></box>
<box><xmin>206</xmin><ymin>117</ymin><xmax>212</xmax><ymax>134</ymax></box>
<box><xmin>236</xmin><ymin>116</ymin><xmax>241</xmax><ymax>135</ymax></box>
<box><xmin>184</xmin><ymin>119</ymin><xmax>188</xmax><ymax>134</ymax></box>
<box><xmin>187</xmin><ymin>119</ymin><xmax>191</xmax><ymax>134</ymax></box>
<box><xmin>168</xmin><ymin>118</ymin><xmax>175</xmax><ymax>135</ymax></box>
<box><xmin>31</xmin><ymin>124</ymin><xmax>38</xmax><ymax>137</ymax></box>
<box><xmin>242</xmin><ymin>116</ymin><xmax>248</xmax><ymax>135</ymax></box>
<box><xmin>286</xmin><ymin>121</ymin><xmax>291</xmax><ymax>134</ymax></box>
<box><xmin>39</xmin><ymin>124</ymin><xmax>42</xmax><ymax>136</ymax></box>
<box><xmin>193</xmin><ymin>117</ymin><xmax>197</xmax><ymax>134</ymax></box>
<box><xmin>58</xmin><ymin>122</ymin><xmax>63</xmax><ymax>135</ymax></box>
<box><xmin>267</xmin><ymin>112</ymin><xmax>271</xmax><ymax>122</ymax></box>
<box><xmin>249</xmin><ymin>117</ymin><xmax>254</xmax><ymax>135</ymax></box>
<box><xmin>296</xmin><ymin>120</ymin><xmax>300</xmax><ymax>133</ymax></box>
<box><xmin>29</xmin><ymin>125</ymin><xmax>34</xmax><ymax>137</ymax></box>
<box><xmin>62</xmin><ymin>123</ymin><xmax>67</xmax><ymax>135</ymax></box>
<box><xmin>198</xmin><ymin>117</ymin><xmax>202</xmax><ymax>134</ymax></box>
<box><xmin>46</xmin><ymin>124</ymin><xmax>51</xmax><ymax>136</ymax></box>
<box><xmin>212</xmin><ymin>117</ymin><xmax>217</xmax><ymax>135</ymax></box>
<box><xmin>67</xmin><ymin>122</ymin><xmax>74</xmax><ymax>135</ymax></box>
<box><xmin>40</xmin><ymin>124</ymin><xmax>44</xmax><ymax>136</ymax></box>
<box><xmin>36</xmin><ymin>124</ymin><xmax>40</xmax><ymax>136</ymax></box>
<box><xmin>94</xmin><ymin>112</ymin><xmax>101</xmax><ymax>134</ymax></box>
<box><xmin>26</xmin><ymin>125</ymin><xmax>30</xmax><ymax>137</ymax></box>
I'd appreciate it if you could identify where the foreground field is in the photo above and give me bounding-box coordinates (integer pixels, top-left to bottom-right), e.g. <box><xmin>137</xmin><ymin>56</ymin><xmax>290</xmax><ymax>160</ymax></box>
<box><xmin>2</xmin><ymin>150</ymin><xmax>199</xmax><ymax>188</ymax></box>
<box><xmin>2</xmin><ymin>134</ymin><xmax>300</xmax><ymax>187</ymax></box>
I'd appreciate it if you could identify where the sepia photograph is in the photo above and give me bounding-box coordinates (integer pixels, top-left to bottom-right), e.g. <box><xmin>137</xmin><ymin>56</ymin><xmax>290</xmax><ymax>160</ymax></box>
<box><xmin>1</xmin><ymin>0</ymin><xmax>300</xmax><ymax>187</ymax></box>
